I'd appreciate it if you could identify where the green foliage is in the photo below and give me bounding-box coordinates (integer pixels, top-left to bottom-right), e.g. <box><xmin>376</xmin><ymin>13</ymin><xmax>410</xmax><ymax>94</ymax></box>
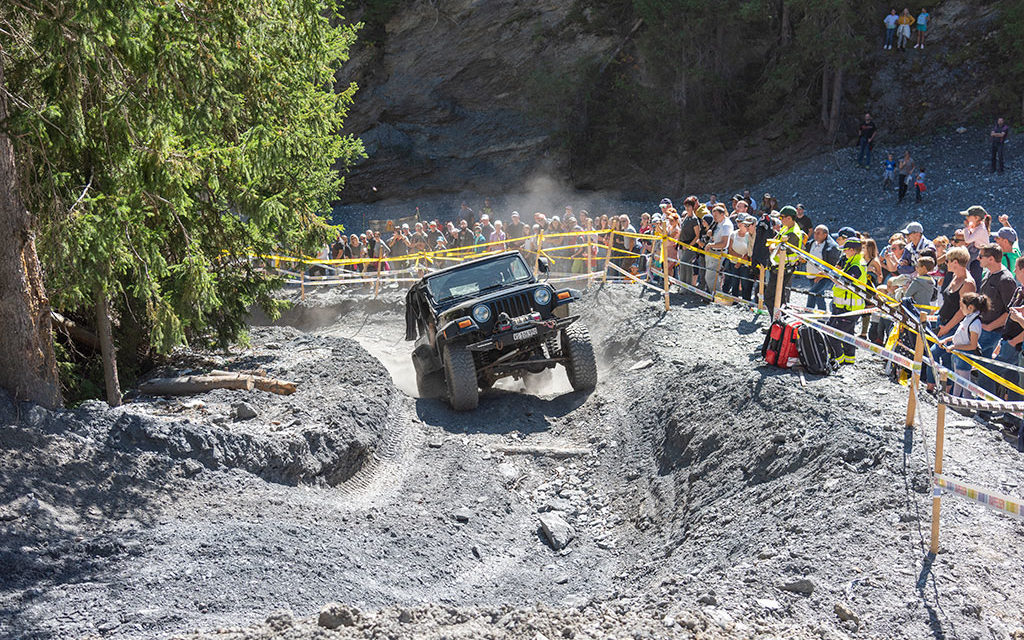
<box><xmin>2</xmin><ymin>0</ymin><xmax>364</xmax><ymax>388</ymax></box>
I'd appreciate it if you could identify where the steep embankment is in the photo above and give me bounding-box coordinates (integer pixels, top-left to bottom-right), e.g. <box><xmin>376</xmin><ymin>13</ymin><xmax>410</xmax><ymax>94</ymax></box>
<box><xmin>338</xmin><ymin>0</ymin><xmax>1013</xmax><ymax>202</ymax></box>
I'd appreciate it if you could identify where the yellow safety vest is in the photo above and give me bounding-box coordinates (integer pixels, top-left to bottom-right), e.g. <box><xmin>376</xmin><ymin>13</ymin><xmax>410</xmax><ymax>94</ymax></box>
<box><xmin>832</xmin><ymin>254</ymin><xmax>868</xmax><ymax>311</ymax></box>
<box><xmin>772</xmin><ymin>224</ymin><xmax>807</xmax><ymax>267</ymax></box>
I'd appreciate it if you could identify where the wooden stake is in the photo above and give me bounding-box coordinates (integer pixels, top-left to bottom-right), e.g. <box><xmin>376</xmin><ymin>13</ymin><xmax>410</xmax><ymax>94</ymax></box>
<box><xmin>586</xmin><ymin>239</ymin><xmax>594</xmax><ymax>276</ymax></box>
<box><xmin>603</xmin><ymin>232</ymin><xmax>614</xmax><ymax>282</ymax></box>
<box><xmin>300</xmin><ymin>271</ymin><xmax>306</xmax><ymax>301</ymax></box>
<box><xmin>906</xmin><ymin>312</ymin><xmax>927</xmax><ymax>429</ymax></box>
<box><xmin>533</xmin><ymin>231</ymin><xmax>544</xmax><ymax>276</ymax></box>
<box><xmin>773</xmin><ymin>248</ymin><xmax>786</xmax><ymax>320</ymax></box>
<box><xmin>661</xmin><ymin>233</ymin><xmax>670</xmax><ymax>311</ymax></box>
<box><xmin>758</xmin><ymin>266</ymin><xmax>766</xmax><ymax>311</ymax></box>
<box><xmin>373</xmin><ymin>254</ymin><xmax>383</xmax><ymax>298</ymax></box>
<box><xmin>930</xmin><ymin>369</ymin><xmax>947</xmax><ymax>555</ymax></box>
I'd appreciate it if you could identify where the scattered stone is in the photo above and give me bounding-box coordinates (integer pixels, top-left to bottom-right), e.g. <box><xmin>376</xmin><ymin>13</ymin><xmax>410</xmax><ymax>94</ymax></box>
<box><xmin>497</xmin><ymin>462</ymin><xmax>519</xmax><ymax>483</ymax></box>
<box><xmin>662</xmin><ymin>614</ymin><xmax>676</xmax><ymax>627</ymax></box>
<box><xmin>97</xmin><ymin>619</ymin><xmax>120</xmax><ymax>633</ymax></box>
<box><xmin>555</xmin><ymin>575</ymin><xmax>570</xmax><ymax>585</ymax></box>
<box><xmin>453</xmin><ymin>507</ymin><xmax>473</xmax><ymax>523</ymax></box>
<box><xmin>630</xmin><ymin>359</ymin><xmax>655</xmax><ymax>371</ymax></box>
<box><xmin>697</xmin><ymin>593</ymin><xmax>718</xmax><ymax>606</ymax></box>
<box><xmin>472</xmin><ymin>545</ymin><xmax>482</xmax><ymax>559</ymax></box>
<box><xmin>428</xmin><ymin>439</ymin><xmax>444</xmax><ymax>448</ymax></box>
<box><xmin>780</xmin><ymin>577</ymin><xmax>816</xmax><ymax>595</ymax></box>
<box><xmin>318</xmin><ymin>603</ymin><xmax>359</xmax><ymax>629</ymax></box>
<box><xmin>538</xmin><ymin>512</ymin><xmax>575</xmax><ymax>550</ymax></box>
<box><xmin>834</xmin><ymin>602</ymin><xmax>860</xmax><ymax>627</ymax></box>
<box><xmin>231</xmin><ymin>402</ymin><xmax>257</xmax><ymax>421</ymax></box>
<box><xmin>264</xmin><ymin>611</ymin><xmax>294</xmax><ymax>632</ymax></box>
<box><xmin>538</xmin><ymin>497</ymin><xmax>573</xmax><ymax>513</ymax></box>
<box><xmin>398</xmin><ymin>608</ymin><xmax>414</xmax><ymax>623</ymax></box>
<box><xmin>757</xmin><ymin>598</ymin><xmax>782</xmax><ymax>611</ymax></box>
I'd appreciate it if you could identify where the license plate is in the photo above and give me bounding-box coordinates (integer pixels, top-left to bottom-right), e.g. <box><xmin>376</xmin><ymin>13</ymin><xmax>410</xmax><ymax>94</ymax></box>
<box><xmin>513</xmin><ymin>328</ymin><xmax>538</xmax><ymax>341</ymax></box>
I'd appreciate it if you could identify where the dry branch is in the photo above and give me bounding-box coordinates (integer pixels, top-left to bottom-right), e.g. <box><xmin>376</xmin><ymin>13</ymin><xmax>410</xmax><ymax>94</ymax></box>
<box><xmin>210</xmin><ymin>369</ymin><xmax>297</xmax><ymax>395</ymax></box>
<box><xmin>139</xmin><ymin>374</ymin><xmax>254</xmax><ymax>395</ymax></box>
<box><xmin>493</xmin><ymin>445</ymin><xmax>591</xmax><ymax>459</ymax></box>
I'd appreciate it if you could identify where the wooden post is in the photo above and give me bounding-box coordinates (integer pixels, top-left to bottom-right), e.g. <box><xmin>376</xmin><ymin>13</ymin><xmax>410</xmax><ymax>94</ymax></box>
<box><xmin>661</xmin><ymin>233</ymin><xmax>670</xmax><ymax>311</ymax></box>
<box><xmin>300</xmin><ymin>271</ymin><xmax>306</xmax><ymax>301</ymax></box>
<box><xmin>586</xmin><ymin>239</ymin><xmax>594</xmax><ymax>275</ymax></box>
<box><xmin>773</xmin><ymin>248</ymin><xmax>786</xmax><ymax>320</ymax></box>
<box><xmin>373</xmin><ymin>254</ymin><xmax>383</xmax><ymax>298</ymax></box>
<box><xmin>757</xmin><ymin>266</ymin><xmax>766</xmax><ymax>311</ymax></box>
<box><xmin>533</xmin><ymin>231</ymin><xmax>544</xmax><ymax>276</ymax></box>
<box><xmin>930</xmin><ymin>369</ymin><xmax>947</xmax><ymax>555</ymax></box>
<box><xmin>906</xmin><ymin>312</ymin><xmax>928</xmax><ymax>429</ymax></box>
<box><xmin>603</xmin><ymin>232</ymin><xmax>614</xmax><ymax>282</ymax></box>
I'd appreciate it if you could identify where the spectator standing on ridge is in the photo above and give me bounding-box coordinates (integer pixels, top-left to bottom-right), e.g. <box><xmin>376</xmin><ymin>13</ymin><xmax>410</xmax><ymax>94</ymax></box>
<box><xmin>794</xmin><ymin>204</ymin><xmax>813</xmax><ymax>236</ymax></box>
<box><xmin>914</xmin><ymin>169</ymin><xmax>926</xmax><ymax>202</ymax></box>
<box><xmin>857</xmin><ymin>114</ymin><xmax>877</xmax><ymax>168</ymax></box>
<box><xmin>828</xmin><ymin>236</ymin><xmax>868</xmax><ymax>365</ymax></box>
<box><xmin>883</xmin><ymin>152</ymin><xmax>897</xmax><ymax>191</ymax></box>
<box><xmin>991</xmin><ymin>117</ymin><xmax>1010</xmax><ymax>174</ymax></box>
<box><xmin>914</xmin><ymin>8</ymin><xmax>929</xmax><ymax>49</ymax></box>
<box><xmin>883</xmin><ymin>9</ymin><xmax>899</xmax><ymax>49</ymax></box>
<box><xmin>725</xmin><ymin>213</ymin><xmax>756</xmax><ymax>301</ymax></box>
<box><xmin>803</xmin><ymin>225</ymin><xmax>841</xmax><ymax>312</ymax></box>
<box><xmin>897</xmin><ymin>8</ymin><xmax>914</xmax><ymax>50</ymax></box>
<box><xmin>458</xmin><ymin>202</ymin><xmax>475</xmax><ymax>228</ymax></box>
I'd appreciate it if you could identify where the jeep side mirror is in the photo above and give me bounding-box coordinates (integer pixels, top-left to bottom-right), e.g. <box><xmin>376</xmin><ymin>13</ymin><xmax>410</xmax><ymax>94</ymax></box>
<box><xmin>537</xmin><ymin>257</ymin><xmax>550</xmax><ymax>274</ymax></box>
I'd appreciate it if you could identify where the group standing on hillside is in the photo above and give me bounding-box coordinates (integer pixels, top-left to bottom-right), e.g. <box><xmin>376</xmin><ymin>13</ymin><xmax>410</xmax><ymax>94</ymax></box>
<box><xmin>885</xmin><ymin>8</ymin><xmax>928</xmax><ymax>50</ymax></box>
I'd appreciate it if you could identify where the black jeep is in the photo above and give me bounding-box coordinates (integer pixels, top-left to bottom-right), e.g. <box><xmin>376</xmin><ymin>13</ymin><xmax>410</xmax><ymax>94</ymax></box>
<box><xmin>405</xmin><ymin>251</ymin><xmax>597</xmax><ymax>411</ymax></box>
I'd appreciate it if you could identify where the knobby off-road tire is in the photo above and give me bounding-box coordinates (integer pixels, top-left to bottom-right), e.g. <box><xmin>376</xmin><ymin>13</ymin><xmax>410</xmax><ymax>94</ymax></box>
<box><xmin>415</xmin><ymin>366</ymin><xmax>445</xmax><ymax>399</ymax></box>
<box><xmin>561</xmin><ymin>324</ymin><xmax>597</xmax><ymax>392</ymax></box>
<box><xmin>443</xmin><ymin>343</ymin><xmax>479</xmax><ymax>411</ymax></box>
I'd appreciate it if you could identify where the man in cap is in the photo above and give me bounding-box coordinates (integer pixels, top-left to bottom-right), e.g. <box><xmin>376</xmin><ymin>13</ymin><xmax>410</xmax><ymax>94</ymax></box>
<box><xmin>764</xmin><ymin>206</ymin><xmax>807</xmax><ymax>318</ymax></box>
<box><xmin>506</xmin><ymin>211</ymin><xmax>528</xmax><ymax>250</ymax></box>
<box><xmin>992</xmin><ymin>217</ymin><xmax>1020</xmax><ymax>277</ymax></box>
<box><xmin>802</xmin><ymin>224</ymin><xmax>842</xmax><ymax>311</ymax></box>
<box><xmin>794</xmin><ymin>204</ymin><xmax>813</xmax><ymax>236</ymax></box>
<box><xmin>660</xmin><ymin>198</ymin><xmax>673</xmax><ymax>212</ymax></box>
<box><xmin>828</xmin><ymin>236</ymin><xmax>868</xmax><ymax>365</ymax></box>
<box><xmin>901</xmin><ymin>221</ymin><xmax>934</xmax><ymax>267</ymax></box>
<box><xmin>832</xmin><ymin>226</ymin><xmax>858</xmax><ymax>248</ymax></box>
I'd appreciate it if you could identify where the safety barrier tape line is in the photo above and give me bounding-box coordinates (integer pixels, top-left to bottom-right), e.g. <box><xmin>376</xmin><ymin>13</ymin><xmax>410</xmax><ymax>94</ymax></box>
<box><xmin>937</xmin><ymin>393</ymin><xmax>1024</xmax><ymax>414</ymax></box>
<box><xmin>782</xmin><ymin>309</ymin><xmax>921</xmax><ymax>372</ymax></box>
<box><xmin>942</xmin><ymin>345</ymin><xmax>1024</xmax><ymax>378</ymax></box>
<box><xmin>933</xmin><ymin>473</ymin><xmax>1024</xmax><ymax>521</ymax></box>
<box><xmin>607</xmin><ymin>263</ymin><xmax>670</xmax><ymax>295</ymax></box>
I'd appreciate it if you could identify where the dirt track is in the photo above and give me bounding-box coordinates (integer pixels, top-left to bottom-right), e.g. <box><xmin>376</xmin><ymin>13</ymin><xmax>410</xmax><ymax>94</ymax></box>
<box><xmin>2</xmin><ymin>283</ymin><xmax>1024</xmax><ymax>640</ymax></box>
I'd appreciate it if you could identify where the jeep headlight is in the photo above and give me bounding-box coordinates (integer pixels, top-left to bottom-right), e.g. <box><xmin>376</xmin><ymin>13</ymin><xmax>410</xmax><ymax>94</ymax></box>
<box><xmin>472</xmin><ymin>304</ymin><xmax>491</xmax><ymax>323</ymax></box>
<box><xmin>533</xmin><ymin>287</ymin><xmax>552</xmax><ymax>306</ymax></box>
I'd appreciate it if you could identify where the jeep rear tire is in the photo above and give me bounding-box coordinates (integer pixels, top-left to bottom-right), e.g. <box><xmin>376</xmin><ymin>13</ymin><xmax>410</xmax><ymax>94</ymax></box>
<box><xmin>444</xmin><ymin>344</ymin><xmax>479</xmax><ymax>411</ymax></box>
<box><xmin>561</xmin><ymin>324</ymin><xmax>597</xmax><ymax>392</ymax></box>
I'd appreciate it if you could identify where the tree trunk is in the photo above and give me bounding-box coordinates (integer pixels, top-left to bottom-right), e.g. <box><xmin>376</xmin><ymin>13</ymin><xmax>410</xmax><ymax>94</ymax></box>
<box><xmin>0</xmin><ymin>66</ymin><xmax>62</xmax><ymax>409</ymax></box>
<box><xmin>95</xmin><ymin>291</ymin><xmax>122</xmax><ymax>406</ymax></box>
<box><xmin>780</xmin><ymin>0</ymin><xmax>791</xmax><ymax>44</ymax></box>
<box><xmin>828</xmin><ymin>66</ymin><xmax>844</xmax><ymax>140</ymax></box>
<box><xmin>820</xmin><ymin>66</ymin><xmax>830</xmax><ymax>130</ymax></box>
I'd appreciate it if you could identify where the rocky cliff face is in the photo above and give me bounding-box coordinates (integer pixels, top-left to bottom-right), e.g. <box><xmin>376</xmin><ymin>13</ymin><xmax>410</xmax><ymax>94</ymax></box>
<box><xmin>337</xmin><ymin>0</ymin><xmax>619</xmax><ymax>202</ymax></box>
<box><xmin>338</xmin><ymin>0</ymin><xmax>1014</xmax><ymax>203</ymax></box>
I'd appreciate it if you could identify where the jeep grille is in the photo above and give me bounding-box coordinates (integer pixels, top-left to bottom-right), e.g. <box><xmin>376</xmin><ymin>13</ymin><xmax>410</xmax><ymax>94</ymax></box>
<box><xmin>490</xmin><ymin>292</ymin><xmax>534</xmax><ymax>319</ymax></box>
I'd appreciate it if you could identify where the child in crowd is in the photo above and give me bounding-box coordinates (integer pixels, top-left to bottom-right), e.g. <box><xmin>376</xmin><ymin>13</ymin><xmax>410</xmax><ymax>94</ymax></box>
<box><xmin>883</xmin><ymin>152</ymin><xmax>896</xmax><ymax>191</ymax></box>
<box><xmin>914</xmin><ymin>170</ymin><xmax>926</xmax><ymax>202</ymax></box>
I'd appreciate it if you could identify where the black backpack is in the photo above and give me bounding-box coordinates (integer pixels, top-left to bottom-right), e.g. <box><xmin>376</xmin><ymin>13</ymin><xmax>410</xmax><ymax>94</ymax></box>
<box><xmin>797</xmin><ymin>326</ymin><xmax>839</xmax><ymax>375</ymax></box>
<box><xmin>750</xmin><ymin>214</ymin><xmax>773</xmax><ymax>268</ymax></box>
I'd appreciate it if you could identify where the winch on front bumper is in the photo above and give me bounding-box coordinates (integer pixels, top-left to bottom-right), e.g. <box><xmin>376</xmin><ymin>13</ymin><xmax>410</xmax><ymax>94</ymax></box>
<box><xmin>465</xmin><ymin>312</ymin><xmax>579</xmax><ymax>352</ymax></box>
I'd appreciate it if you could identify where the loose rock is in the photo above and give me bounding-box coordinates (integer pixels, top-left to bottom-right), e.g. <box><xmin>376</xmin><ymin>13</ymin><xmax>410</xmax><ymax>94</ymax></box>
<box><xmin>538</xmin><ymin>512</ymin><xmax>575</xmax><ymax>550</ymax></box>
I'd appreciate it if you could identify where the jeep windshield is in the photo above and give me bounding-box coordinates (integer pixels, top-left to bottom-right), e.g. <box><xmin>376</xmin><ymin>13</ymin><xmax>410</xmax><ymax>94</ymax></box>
<box><xmin>426</xmin><ymin>254</ymin><xmax>533</xmax><ymax>303</ymax></box>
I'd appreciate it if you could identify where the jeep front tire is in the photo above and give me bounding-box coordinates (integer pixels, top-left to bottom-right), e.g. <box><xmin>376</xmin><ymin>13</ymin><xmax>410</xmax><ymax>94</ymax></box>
<box><xmin>443</xmin><ymin>343</ymin><xmax>479</xmax><ymax>411</ymax></box>
<box><xmin>561</xmin><ymin>324</ymin><xmax>597</xmax><ymax>392</ymax></box>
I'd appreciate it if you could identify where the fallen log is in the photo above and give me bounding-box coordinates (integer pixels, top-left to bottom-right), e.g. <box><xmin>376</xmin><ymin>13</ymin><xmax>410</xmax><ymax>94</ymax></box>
<box><xmin>139</xmin><ymin>374</ymin><xmax>254</xmax><ymax>395</ymax></box>
<box><xmin>493</xmin><ymin>445</ymin><xmax>591</xmax><ymax>459</ymax></box>
<box><xmin>210</xmin><ymin>369</ymin><xmax>297</xmax><ymax>395</ymax></box>
<box><xmin>51</xmin><ymin>311</ymin><xmax>100</xmax><ymax>350</ymax></box>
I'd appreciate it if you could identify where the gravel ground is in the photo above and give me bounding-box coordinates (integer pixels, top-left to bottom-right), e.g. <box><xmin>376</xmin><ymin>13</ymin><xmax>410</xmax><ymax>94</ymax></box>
<box><xmin>2</xmin><ymin>281</ymin><xmax>1023</xmax><ymax>640</ymax></box>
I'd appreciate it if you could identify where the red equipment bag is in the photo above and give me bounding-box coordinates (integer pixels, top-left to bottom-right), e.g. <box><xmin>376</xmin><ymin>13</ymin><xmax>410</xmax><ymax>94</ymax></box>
<box><xmin>776</xmin><ymin>321</ymin><xmax>802</xmax><ymax>369</ymax></box>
